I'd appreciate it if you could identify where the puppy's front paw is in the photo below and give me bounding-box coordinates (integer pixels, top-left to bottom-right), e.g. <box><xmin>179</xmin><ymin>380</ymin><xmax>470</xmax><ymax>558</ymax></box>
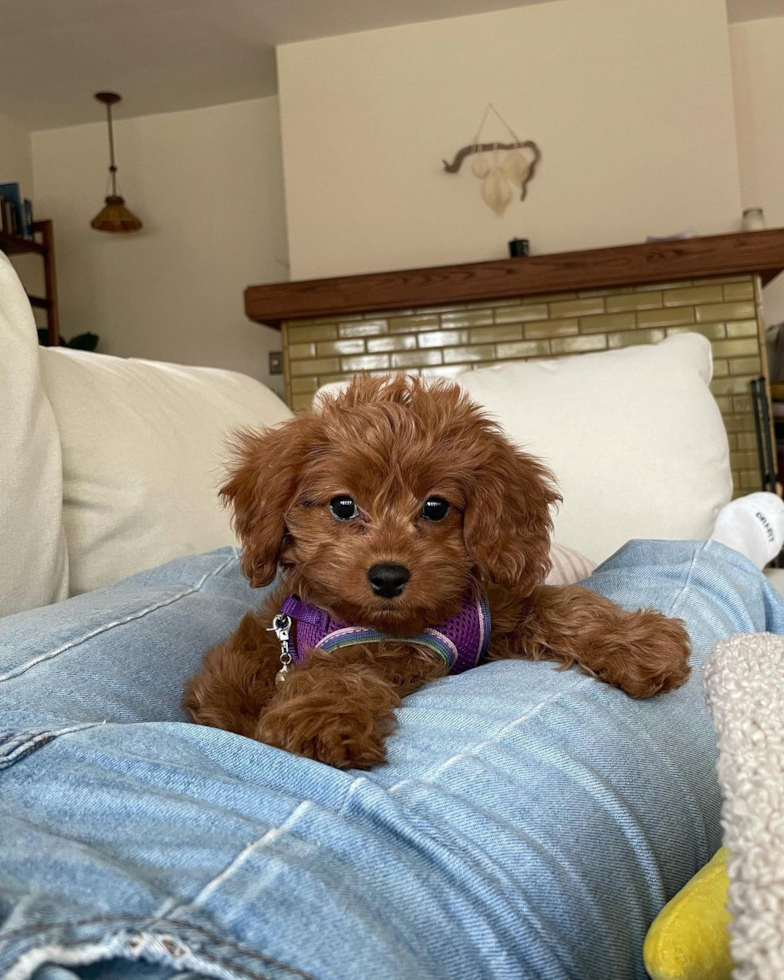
<box><xmin>255</xmin><ymin>667</ymin><xmax>400</xmax><ymax>769</ymax></box>
<box><xmin>597</xmin><ymin>610</ymin><xmax>691</xmax><ymax>698</ymax></box>
<box><xmin>257</xmin><ymin>703</ymin><xmax>389</xmax><ymax>769</ymax></box>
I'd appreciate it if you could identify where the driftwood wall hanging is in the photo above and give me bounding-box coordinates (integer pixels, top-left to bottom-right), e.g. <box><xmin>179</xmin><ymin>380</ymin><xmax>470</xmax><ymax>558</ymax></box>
<box><xmin>443</xmin><ymin>103</ymin><xmax>540</xmax><ymax>217</ymax></box>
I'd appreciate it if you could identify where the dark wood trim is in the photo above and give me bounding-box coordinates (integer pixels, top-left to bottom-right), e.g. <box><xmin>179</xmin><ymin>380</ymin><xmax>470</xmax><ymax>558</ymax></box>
<box><xmin>35</xmin><ymin>220</ymin><xmax>60</xmax><ymax>347</ymax></box>
<box><xmin>0</xmin><ymin>229</ymin><xmax>46</xmax><ymax>256</ymax></box>
<box><xmin>245</xmin><ymin>229</ymin><xmax>784</xmax><ymax>328</ymax></box>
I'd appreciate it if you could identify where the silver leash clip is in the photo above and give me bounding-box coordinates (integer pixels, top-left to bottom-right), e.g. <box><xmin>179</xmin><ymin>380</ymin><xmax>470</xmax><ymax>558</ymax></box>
<box><xmin>267</xmin><ymin>613</ymin><xmax>292</xmax><ymax>686</ymax></box>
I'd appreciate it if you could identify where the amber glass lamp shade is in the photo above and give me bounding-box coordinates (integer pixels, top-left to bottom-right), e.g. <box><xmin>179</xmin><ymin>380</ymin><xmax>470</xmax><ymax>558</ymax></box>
<box><xmin>90</xmin><ymin>195</ymin><xmax>142</xmax><ymax>233</ymax></box>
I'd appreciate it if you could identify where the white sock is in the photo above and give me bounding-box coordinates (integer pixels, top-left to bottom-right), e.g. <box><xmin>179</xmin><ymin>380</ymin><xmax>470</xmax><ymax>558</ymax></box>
<box><xmin>710</xmin><ymin>492</ymin><xmax>784</xmax><ymax>569</ymax></box>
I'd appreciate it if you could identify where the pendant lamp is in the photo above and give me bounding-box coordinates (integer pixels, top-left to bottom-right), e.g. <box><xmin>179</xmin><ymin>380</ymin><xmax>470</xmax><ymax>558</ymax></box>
<box><xmin>90</xmin><ymin>92</ymin><xmax>142</xmax><ymax>233</ymax></box>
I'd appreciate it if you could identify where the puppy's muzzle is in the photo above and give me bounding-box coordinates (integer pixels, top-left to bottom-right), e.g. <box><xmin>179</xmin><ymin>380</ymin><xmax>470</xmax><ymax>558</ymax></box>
<box><xmin>367</xmin><ymin>563</ymin><xmax>410</xmax><ymax>598</ymax></box>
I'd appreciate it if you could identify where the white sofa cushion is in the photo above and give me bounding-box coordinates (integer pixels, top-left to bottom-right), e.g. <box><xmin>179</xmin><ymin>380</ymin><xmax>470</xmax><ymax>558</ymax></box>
<box><xmin>39</xmin><ymin>349</ymin><xmax>292</xmax><ymax>595</ymax></box>
<box><xmin>0</xmin><ymin>252</ymin><xmax>68</xmax><ymax>616</ymax></box>
<box><xmin>457</xmin><ymin>333</ymin><xmax>732</xmax><ymax>563</ymax></box>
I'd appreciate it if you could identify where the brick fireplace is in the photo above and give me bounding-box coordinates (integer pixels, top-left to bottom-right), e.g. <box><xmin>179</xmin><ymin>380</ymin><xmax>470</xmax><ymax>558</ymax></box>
<box><xmin>245</xmin><ymin>231</ymin><xmax>784</xmax><ymax>494</ymax></box>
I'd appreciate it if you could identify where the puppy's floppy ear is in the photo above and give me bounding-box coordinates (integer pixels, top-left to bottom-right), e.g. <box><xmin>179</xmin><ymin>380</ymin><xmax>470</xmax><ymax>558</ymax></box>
<box><xmin>221</xmin><ymin>414</ymin><xmax>317</xmax><ymax>588</ymax></box>
<box><xmin>464</xmin><ymin>435</ymin><xmax>560</xmax><ymax>595</ymax></box>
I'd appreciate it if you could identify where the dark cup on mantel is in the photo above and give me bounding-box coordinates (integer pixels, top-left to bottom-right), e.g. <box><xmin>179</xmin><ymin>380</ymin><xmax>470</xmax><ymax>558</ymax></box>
<box><xmin>508</xmin><ymin>238</ymin><xmax>529</xmax><ymax>258</ymax></box>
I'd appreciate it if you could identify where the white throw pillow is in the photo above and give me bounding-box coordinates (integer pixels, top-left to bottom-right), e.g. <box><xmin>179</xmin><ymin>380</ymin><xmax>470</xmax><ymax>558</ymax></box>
<box><xmin>0</xmin><ymin>252</ymin><xmax>68</xmax><ymax>616</ymax></box>
<box><xmin>458</xmin><ymin>333</ymin><xmax>731</xmax><ymax>563</ymax></box>
<box><xmin>39</xmin><ymin>349</ymin><xmax>292</xmax><ymax>595</ymax></box>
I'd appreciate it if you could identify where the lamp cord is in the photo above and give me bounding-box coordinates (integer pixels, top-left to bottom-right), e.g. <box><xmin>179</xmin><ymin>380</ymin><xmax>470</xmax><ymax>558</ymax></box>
<box><xmin>106</xmin><ymin>102</ymin><xmax>118</xmax><ymax>197</ymax></box>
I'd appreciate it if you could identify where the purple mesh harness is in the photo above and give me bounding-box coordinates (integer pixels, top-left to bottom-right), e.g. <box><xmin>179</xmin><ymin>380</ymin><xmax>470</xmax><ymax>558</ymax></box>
<box><xmin>277</xmin><ymin>592</ymin><xmax>491</xmax><ymax>675</ymax></box>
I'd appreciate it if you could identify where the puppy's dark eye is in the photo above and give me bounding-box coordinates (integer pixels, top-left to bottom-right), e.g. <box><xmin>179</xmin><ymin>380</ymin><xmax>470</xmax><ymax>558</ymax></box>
<box><xmin>329</xmin><ymin>496</ymin><xmax>359</xmax><ymax>521</ymax></box>
<box><xmin>421</xmin><ymin>497</ymin><xmax>450</xmax><ymax>522</ymax></box>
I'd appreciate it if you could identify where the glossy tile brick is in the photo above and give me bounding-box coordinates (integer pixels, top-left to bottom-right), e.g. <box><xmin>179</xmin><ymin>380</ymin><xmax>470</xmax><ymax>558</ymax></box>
<box><xmin>443</xmin><ymin>345</ymin><xmax>495</xmax><ymax>364</ymax></box>
<box><xmin>388</xmin><ymin>314</ymin><xmax>440</xmax><ymax>334</ymax></box>
<box><xmin>366</xmin><ymin>335</ymin><xmax>417</xmax><ymax>353</ymax></box>
<box><xmin>711</xmin><ymin>338</ymin><xmax>760</xmax><ymax>359</ymax></box>
<box><xmin>724</xmin><ymin>414</ymin><xmax>756</xmax><ymax>433</ymax></box>
<box><xmin>605</xmin><ymin>292</ymin><xmax>663</xmax><ymax>313</ymax></box>
<box><xmin>291</xmin><ymin>393</ymin><xmax>315</xmax><ymax>412</ymax></box>
<box><xmin>551</xmin><ymin>335</ymin><xmax>607</xmax><ymax>354</ymax></box>
<box><xmin>524</xmin><ymin>319</ymin><xmax>579</xmax><ymax>339</ymax></box>
<box><xmin>729</xmin><ymin>356</ymin><xmax>762</xmax><ymax>375</ymax></box>
<box><xmin>662</xmin><ymin>285</ymin><xmax>723</xmax><ymax>307</ymax></box>
<box><xmin>391</xmin><ymin>350</ymin><xmax>444</xmax><ymax>368</ymax></box>
<box><xmin>495</xmin><ymin>339</ymin><xmax>552</xmax><ymax>360</ymax></box>
<box><xmin>711</xmin><ymin>376</ymin><xmax>756</xmax><ymax>396</ymax></box>
<box><xmin>290</xmin><ymin>357</ymin><xmax>341</xmax><ymax>377</ymax></box>
<box><xmin>636</xmin><ymin>307</ymin><xmax>695</xmax><ymax>329</ymax></box>
<box><xmin>338</xmin><ymin>320</ymin><xmax>388</xmax><ymax>338</ymax></box>
<box><xmin>723</xmin><ymin>282</ymin><xmax>755</xmax><ymax>302</ymax></box>
<box><xmin>438</xmin><ymin>310</ymin><xmax>494</xmax><ymax>329</ymax></box>
<box><xmin>737</xmin><ymin>469</ymin><xmax>762</xmax><ymax>490</ymax></box>
<box><xmin>316</xmin><ymin>339</ymin><xmax>365</xmax><ymax>357</ymax></box>
<box><xmin>695</xmin><ymin>302</ymin><xmax>756</xmax><ymax>323</ymax></box>
<box><xmin>468</xmin><ymin>324</ymin><xmax>523</xmax><ymax>344</ymax></box>
<box><xmin>665</xmin><ymin>323</ymin><xmax>726</xmax><ymax>341</ymax></box>
<box><xmin>735</xmin><ymin>432</ymin><xmax>759</xmax><ymax>451</ymax></box>
<box><xmin>288</xmin><ymin>342</ymin><xmax>317</xmax><ymax>360</ymax></box>
<box><xmin>732</xmin><ymin>451</ymin><xmax>760</xmax><ymax>471</ymax></box>
<box><xmin>549</xmin><ymin>296</ymin><xmax>605</xmax><ymax>318</ymax></box>
<box><xmin>290</xmin><ymin>376</ymin><xmax>319</xmax><ymax>394</ymax></box>
<box><xmin>417</xmin><ymin>329</ymin><xmax>470</xmax><ymax>349</ymax></box>
<box><xmin>608</xmin><ymin>328</ymin><xmax>665</xmax><ymax>348</ymax></box>
<box><xmin>726</xmin><ymin>320</ymin><xmax>758</xmax><ymax>338</ymax></box>
<box><xmin>340</xmin><ymin>353</ymin><xmax>391</xmax><ymax>372</ymax></box>
<box><xmin>287</xmin><ymin>323</ymin><xmax>339</xmax><ymax>343</ymax></box>
<box><xmin>578</xmin><ymin>312</ymin><xmax>635</xmax><ymax>334</ymax></box>
<box><xmin>493</xmin><ymin>304</ymin><xmax>549</xmax><ymax>324</ymax></box>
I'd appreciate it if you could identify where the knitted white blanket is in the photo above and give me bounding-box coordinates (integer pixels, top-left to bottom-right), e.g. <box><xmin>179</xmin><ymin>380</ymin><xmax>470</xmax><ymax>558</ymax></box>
<box><xmin>704</xmin><ymin>633</ymin><xmax>784</xmax><ymax>980</ymax></box>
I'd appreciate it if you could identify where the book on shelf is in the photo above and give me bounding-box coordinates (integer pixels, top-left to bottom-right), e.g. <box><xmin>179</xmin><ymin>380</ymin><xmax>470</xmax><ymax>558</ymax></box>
<box><xmin>23</xmin><ymin>199</ymin><xmax>33</xmax><ymax>237</ymax></box>
<box><xmin>0</xmin><ymin>181</ymin><xmax>31</xmax><ymax>238</ymax></box>
<box><xmin>1</xmin><ymin>198</ymin><xmax>15</xmax><ymax>236</ymax></box>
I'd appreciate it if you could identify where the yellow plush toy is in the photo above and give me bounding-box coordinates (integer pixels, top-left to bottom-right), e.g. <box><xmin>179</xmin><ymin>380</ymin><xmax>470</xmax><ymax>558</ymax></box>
<box><xmin>643</xmin><ymin>847</ymin><xmax>733</xmax><ymax>980</ymax></box>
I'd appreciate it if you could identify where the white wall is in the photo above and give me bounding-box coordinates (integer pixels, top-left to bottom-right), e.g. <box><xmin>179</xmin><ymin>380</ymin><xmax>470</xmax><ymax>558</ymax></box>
<box><xmin>730</xmin><ymin>16</ymin><xmax>784</xmax><ymax>326</ymax></box>
<box><xmin>277</xmin><ymin>0</ymin><xmax>743</xmax><ymax>280</ymax></box>
<box><xmin>32</xmin><ymin>97</ymin><xmax>288</xmax><ymax>392</ymax></box>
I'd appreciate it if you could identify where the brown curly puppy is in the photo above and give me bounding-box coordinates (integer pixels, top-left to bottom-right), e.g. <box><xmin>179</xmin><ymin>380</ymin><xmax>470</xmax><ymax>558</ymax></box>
<box><xmin>184</xmin><ymin>375</ymin><xmax>690</xmax><ymax>769</ymax></box>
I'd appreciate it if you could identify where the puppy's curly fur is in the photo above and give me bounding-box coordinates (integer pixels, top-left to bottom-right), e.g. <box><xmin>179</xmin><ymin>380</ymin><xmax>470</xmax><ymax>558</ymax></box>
<box><xmin>184</xmin><ymin>376</ymin><xmax>691</xmax><ymax>768</ymax></box>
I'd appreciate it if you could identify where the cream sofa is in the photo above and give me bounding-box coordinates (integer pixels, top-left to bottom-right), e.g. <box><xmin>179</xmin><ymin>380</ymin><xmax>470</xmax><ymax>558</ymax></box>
<box><xmin>2</xmin><ymin>247</ymin><xmax>782</xmax><ymax>620</ymax></box>
<box><xmin>0</xmin><ymin>251</ymin><xmax>291</xmax><ymax>619</ymax></box>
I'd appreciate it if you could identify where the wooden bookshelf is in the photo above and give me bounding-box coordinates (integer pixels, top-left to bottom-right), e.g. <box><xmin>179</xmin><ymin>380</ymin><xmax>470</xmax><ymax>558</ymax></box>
<box><xmin>0</xmin><ymin>219</ymin><xmax>59</xmax><ymax>345</ymax></box>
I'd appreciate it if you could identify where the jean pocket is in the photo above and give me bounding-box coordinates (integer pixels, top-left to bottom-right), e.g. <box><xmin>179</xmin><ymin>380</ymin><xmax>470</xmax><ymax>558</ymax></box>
<box><xmin>0</xmin><ymin>722</ymin><xmax>102</xmax><ymax>770</ymax></box>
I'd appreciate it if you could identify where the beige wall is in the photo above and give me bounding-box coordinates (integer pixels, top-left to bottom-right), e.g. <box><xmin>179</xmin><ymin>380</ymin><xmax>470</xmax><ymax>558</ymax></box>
<box><xmin>730</xmin><ymin>16</ymin><xmax>784</xmax><ymax>326</ymax></box>
<box><xmin>32</xmin><ymin>97</ymin><xmax>288</xmax><ymax>391</ymax></box>
<box><xmin>278</xmin><ymin>0</ymin><xmax>743</xmax><ymax>281</ymax></box>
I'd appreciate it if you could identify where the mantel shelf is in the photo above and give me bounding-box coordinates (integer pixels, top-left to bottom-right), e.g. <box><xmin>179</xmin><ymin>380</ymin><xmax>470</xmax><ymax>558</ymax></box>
<box><xmin>245</xmin><ymin>229</ymin><xmax>784</xmax><ymax>329</ymax></box>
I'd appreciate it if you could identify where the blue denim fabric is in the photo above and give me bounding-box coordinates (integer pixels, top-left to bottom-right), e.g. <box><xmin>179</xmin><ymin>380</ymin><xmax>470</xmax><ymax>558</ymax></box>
<box><xmin>1</xmin><ymin>541</ymin><xmax>783</xmax><ymax>980</ymax></box>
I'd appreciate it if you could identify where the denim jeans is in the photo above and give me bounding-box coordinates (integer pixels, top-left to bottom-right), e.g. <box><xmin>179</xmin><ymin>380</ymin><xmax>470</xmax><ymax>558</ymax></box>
<box><xmin>2</xmin><ymin>541</ymin><xmax>783</xmax><ymax>980</ymax></box>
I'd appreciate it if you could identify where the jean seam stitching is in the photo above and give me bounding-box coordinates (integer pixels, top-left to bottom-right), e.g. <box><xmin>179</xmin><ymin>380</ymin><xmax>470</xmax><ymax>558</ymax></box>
<box><xmin>0</xmin><ymin>722</ymin><xmax>103</xmax><ymax>768</ymax></box>
<box><xmin>2</xmin><ymin>915</ymin><xmax>314</xmax><ymax>979</ymax></box>
<box><xmin>387</xmin><ymin>674</ymin><xmax>594</xmax><ymax>794</ymax></box>
<box><xmin>149</xmin><ymin>800</ymin><xmax>314</xmax><ymax>928</ymax></box>
<box><xmin>0</xmin><ymin>554</ymin><xmax>239</xmax><ymax>684</ymax></box>
<box><xmin>665</xmin><ymin>543</ymin><xmax>703</xmax><ymax>619</ymax></box>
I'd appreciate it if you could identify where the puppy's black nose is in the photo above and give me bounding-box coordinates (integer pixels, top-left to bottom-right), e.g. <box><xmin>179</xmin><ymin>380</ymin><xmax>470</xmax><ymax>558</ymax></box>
<box><xmin>367</xmin><ymin>563</ymin><xmax>410</xmax><ymax>598</ymax></box>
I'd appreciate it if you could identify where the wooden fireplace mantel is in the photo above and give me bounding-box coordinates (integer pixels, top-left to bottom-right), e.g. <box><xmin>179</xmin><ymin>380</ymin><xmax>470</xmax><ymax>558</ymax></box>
<box><xmin>245</xmin><ymin>229</ymin><xmax>784</xmax><ymax>328</ymax></box>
